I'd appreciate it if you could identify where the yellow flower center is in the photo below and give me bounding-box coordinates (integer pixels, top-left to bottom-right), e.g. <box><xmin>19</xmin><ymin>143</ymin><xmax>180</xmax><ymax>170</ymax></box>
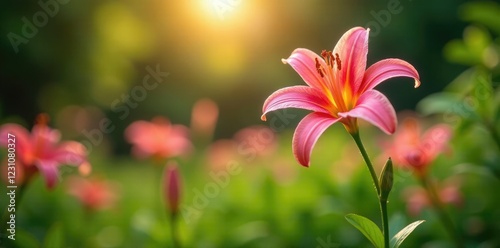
<box><xmin>314</xmin><ymin>50</ymin><xmax>355</xmax><ymax>118</ymax></box>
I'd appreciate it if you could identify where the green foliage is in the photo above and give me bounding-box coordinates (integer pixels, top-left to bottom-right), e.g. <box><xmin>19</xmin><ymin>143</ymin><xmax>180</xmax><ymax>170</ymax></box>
<box><xmin>421</xmin><ymin>1</ymin><xmax>500</xmax><ymax>177</ymax></box>
<box><xmin>390</xmin><ymin>220</ymin><xmax>425</xmax><ymax>248</ymax></box>
<box><xmin>1</xmin><ymin>1</ymin><xmax>500</xmax><ymax>248</ymax></box>
<box><xmin>0</xmin><ymin>123</ymin><xmax>499</xmax><ymax>247</ymax></box>
<box><xmin>443</xmin><ymin>26</ymin><xmax>494</xmax><ymax>68</ymax></box>
<box><xmin>43</xmin><ymin>223</ymin><xmax>64</xmax><ymax>248</ymax></box>
<box><xmin>460</xmin><ymin>1</ymin><xmax>500</xmax><ymax>35</ymax></box>
<box><xmin>12</xmin><ymin>229</ymin><xmax>39</xmax><ymax>248</ymax></box>
<box><xmin>345</xmin><ymin>214</ymin><xmax>384</xmax><ymax>248</ymax></box>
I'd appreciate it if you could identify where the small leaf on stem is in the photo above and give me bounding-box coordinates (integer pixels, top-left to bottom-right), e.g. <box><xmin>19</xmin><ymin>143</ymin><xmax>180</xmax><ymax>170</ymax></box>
<box><xmin>345</xmin><ymin>213</ymin><xmax>384</xmax><ymax>248</ymax></box>
<box><xmin>390</xmin><ymin>220</ymin><xmax>425</xmax><ymax>248</ymax></box>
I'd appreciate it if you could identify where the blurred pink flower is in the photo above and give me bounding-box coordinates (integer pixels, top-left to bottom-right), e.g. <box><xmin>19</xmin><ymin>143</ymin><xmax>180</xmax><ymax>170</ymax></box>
<box><xmin>164</xmin><ymin>162</ymin><xmax>181</xmax><ymax>215</ymax></box>
<box><xmin>191</xmin><ymin>98</ymin><xmax>219</xmax><ymax>139</ymax></box>
<box><xmin>386</xmin><ymin>117</ymin><xmax>452</xmax><ymax>177</ymax></box>
<box><xmin>403</xmin><ymin>186</ymin><xmax>429</xmax><ymax>217</ymax></box>
<box><xmin>439</xmin><ymin>182</ymin><xmax>462</xmax><ymax>205</ymax></box>
<box><xmin>403</xmin><ymin>181</ymin><xmax>462</xmax><ymax>216</ymax></box>
<box><xmin>261</xmin><ymin>27</ymin><xmax>420</xmax><ymax>167</ymax></box>
<box><xmin>205</xmin><ymin>139</ymin><xmax>239</xmax><ymax>172</ymax></box>
<box><xmin>67</xmin><ymin>176</ymin><xmax>118</xmax><ymax>211</ymax></box>
<box><xmin>0</xmin><ymin>114</ymin><xmax>90</xmax><ymax>189</ymax></box>
<box><xmin>125</xmin><ymin>117</ymin><xmax>192</xmax><ymax>160</ymax></box>
<box><xmin>233</xmin><ymin>125</ymin><xmax>278</xmax><ymax>159</ymax></box>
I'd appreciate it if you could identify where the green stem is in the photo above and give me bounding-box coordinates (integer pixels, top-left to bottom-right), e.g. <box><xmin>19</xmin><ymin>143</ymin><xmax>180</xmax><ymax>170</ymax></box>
<box><xmin>350</xmin><ymin>132</ymin><xmax>380</xmax><ymax>195</ymax></box>
<box><xmin>350</xmin><ymin>132</ymin><xmax>389</xmax><ymax>248</ymax></box>
<box><xmin>380</xmin><ymin>198</ymin><xmax>390</xmax><ymax>248</ymax></box>
<box><xmin>170</xmin><ymin>212</ymin><xmax>180</xmax><ymax>248</ymax></box>
<box><xmin>419</xmin><ymin>176</ymin><xmax>464</xmax><ymax>248</ymax></box>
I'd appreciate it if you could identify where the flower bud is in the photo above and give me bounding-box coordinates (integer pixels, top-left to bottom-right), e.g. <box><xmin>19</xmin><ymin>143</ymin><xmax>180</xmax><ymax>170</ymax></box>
<box><xmin>164</xmin><ymin>162</ymin><xmax>181</xmax><ymax>215</ymax></box>
<box><xmin>379</xmin><ymin>157</ymin><xmax>393</xmax><ymax>201</ymax></box>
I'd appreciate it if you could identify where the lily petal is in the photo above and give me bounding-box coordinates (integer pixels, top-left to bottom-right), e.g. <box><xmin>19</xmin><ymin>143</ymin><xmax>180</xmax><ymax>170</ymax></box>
<box><xmin>160</xmin><ymin>125</ymin><xmax>193</xmax><ymax>157</ymax></box>
<box><xmin>282</xmin><ymin>48</ymin><xmax>328</xmax><ymax>90</ymax></box>
<box><xmin>360</xmin><ymin>58</ymin><xmax>420</xmax><ymax>93</ymax></box>
<box><xmin>0</xmin><ymin>124</ymin><xmax>33</xmax><ymax>164</ymax></box>
<box><xmin>339</xmin><ymin>90</ymin><xmax>397</xmax><ymax>134</ymax></box>
<box><xmin>31</xmin><ymin>126</ymin><xmax>61</xmax><ymax>157</ymax></box>
<box><xmin>333</xmin><ymin>27</ymin><xmax>369</xmax><ymax>92</ymax></box>
<box><xmin>292</xmin><ymin>112</ymin><xmax>339</xmax><ymax>167</ymax></box>
<box><xmin>32</xmin><ymin>125</ymin><xmax>61</xmax><ymax>144</ymax></box>
<box><xmin>36</xmin><ymin>160</ymin><xmax>59</xmax><ymax>189</ymax></box>
<box><xmin>124</xmin><ymin>120</ymin><xmax>150</xmax><ymax>144</ymax></box>
<box><xmin>261</xmin><ymin>86</ymin><xmax>330</xmax><ymax>121</ymax></box>
<box><xmin>51</xmin><ymin>141</ymin><xmax>88</xmax><ymax>166</ymax></box>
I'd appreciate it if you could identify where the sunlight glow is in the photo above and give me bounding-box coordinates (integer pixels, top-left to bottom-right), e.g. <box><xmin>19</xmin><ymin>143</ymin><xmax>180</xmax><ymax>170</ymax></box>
<box><xmin>205</xmin><ymin>41</ymin><xmax>245</xmax><ymax>78</ymax></box>
<box><xmin>200</xmin><ymin>0</ymin><xmax>243</xmax><ymax>21</ymax></box>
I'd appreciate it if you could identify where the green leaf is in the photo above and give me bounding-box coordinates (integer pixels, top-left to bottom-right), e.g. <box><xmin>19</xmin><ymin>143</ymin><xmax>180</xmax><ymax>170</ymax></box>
<box><xmin>443</xmin><ymin>39</ymin><xmax>480</xmax><ymax>66</ymax></box>
<box><xmin>390</xmin><ymin>220</ymin><xmax>425</xmax><ymax>248</ymax></box>
<box><xmin>444</xmin><ymin>68</ymin><xmax>476</xmax><ymax>94</ymax></box>
<box><xmin>345</xmin><ymin>213</ymin><xmax>384</xmax><ymax>248</ymax></box>
<box><xmin>43</xmin><ymin>222</ymin><xmax>64</xmax><ymax>248</ymax></box>
<box><xmin>472</xmin><ymin>73</ymin><xmax>494</xmax><ymax>117</ymax></box>
<box><xmin>417</xmin><ymin>93</ymin><xmax>459</xmax><ymax>115</ymax></box>
<box><xmin>417</xmin><ymin>92</ymin><xmax>480</xmax><ymax>122</ymax></box>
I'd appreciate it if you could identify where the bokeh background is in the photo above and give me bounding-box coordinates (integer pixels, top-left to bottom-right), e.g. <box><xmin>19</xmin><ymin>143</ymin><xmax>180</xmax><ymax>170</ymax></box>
<box><xmin>0</xmin><ymin>0</ymin><xmax>470</xmax><ymax>139</ymax></box>
<box><xmin>1</xmin><ymin>0</ymin><xmax>500</xmax><ymax>247</ymax></box>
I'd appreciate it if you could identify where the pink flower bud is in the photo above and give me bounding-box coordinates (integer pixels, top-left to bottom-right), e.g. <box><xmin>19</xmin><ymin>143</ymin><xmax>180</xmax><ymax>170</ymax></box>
<box><xmin>164</xmin><ymin>162</ymin><xmax>181</xmax><ymax>214</ymax></box>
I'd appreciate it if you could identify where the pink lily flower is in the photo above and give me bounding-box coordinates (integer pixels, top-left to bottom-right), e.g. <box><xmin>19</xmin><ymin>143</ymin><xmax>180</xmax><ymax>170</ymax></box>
<box><xmin>0</xmin><ymin>114</ymin><xmax>90</xmax><ymax>189</ymax></box>
<box><xmin>125</xmin><ymin>117</ymin><xmax>192</xmax><ymax>161</ymax></box>
<box><xmin>261</xmin><ymin>27</ymin><xmax>420</xmax><ymax>167</ymax></box>
<box><xmin>67</xmin><ymin>176</ymin><xmax>119</xmax><ymax>211</ymax></box>
<box><xmin>386</xmin><ymin>117</ymin><xmax>452</xmax><ymax>177</ymax></box>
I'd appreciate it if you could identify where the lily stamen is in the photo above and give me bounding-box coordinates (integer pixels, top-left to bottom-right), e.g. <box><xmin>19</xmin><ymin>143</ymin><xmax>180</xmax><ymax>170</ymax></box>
<box><xmin>335</xmin><ymin>53</ymin><xmax>341</xmax><ymax>70</ymax></box>
<box><xmin>315</xmin><ymin>58</ymin><xmax>325</xmax><ymax>77</ymax></box>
